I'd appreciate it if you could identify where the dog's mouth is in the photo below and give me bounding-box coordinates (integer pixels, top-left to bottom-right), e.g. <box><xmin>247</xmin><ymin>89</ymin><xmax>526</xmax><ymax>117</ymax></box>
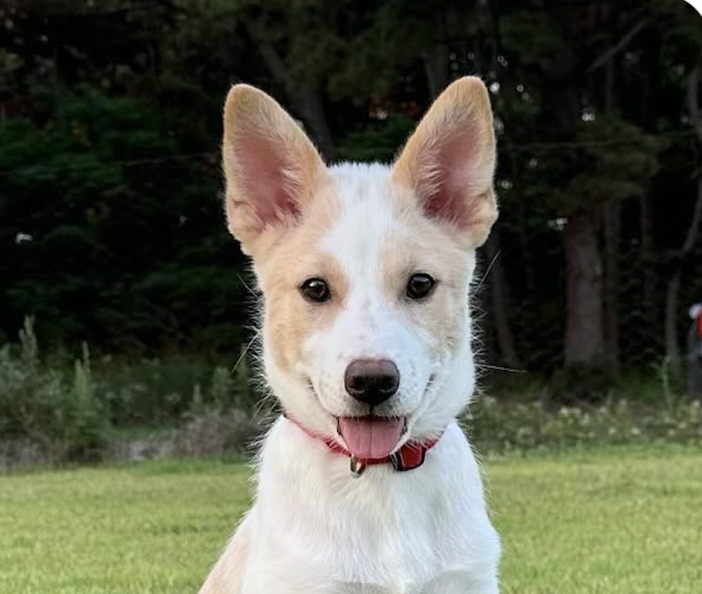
<box><xmin>336</xmin><ymin>416</ymin><xmax>408</xmax><ymax>459</ymax></box>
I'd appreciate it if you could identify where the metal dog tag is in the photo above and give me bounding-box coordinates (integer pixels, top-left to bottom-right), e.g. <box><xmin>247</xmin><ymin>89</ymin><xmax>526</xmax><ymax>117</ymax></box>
<box><xmin>349</xmin><ymin>456</ymin><xmax>365</xmax><ymax>478</ymax></box>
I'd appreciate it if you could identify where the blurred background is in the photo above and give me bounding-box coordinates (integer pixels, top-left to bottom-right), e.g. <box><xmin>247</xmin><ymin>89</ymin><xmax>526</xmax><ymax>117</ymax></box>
<box><xmin>1</xmin><ymin>0</ymin><xmax>702</xmax><ymax>465</ymax></box>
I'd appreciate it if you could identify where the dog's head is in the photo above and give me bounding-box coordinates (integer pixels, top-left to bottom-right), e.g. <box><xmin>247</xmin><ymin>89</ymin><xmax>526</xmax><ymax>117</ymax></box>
<box><xmin>222</xmin><ymin>78</ymin><xmax>497</xmax><ymax>459</ymax></box>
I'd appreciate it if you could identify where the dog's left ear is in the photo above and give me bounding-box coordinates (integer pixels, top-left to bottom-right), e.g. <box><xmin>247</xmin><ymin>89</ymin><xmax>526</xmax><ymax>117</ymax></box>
<box><xmin>392</xmin><ymin>77</ymin><xmax>498</xmax><ymax>248</ymax></box>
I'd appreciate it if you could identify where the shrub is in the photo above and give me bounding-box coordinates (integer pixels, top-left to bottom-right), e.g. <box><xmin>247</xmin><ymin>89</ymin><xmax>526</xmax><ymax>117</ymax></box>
<box><xmin>465</xmin><ymin>393</ymin><xmax>702</xmax><ymax>455</ymax></box>
<box><xmin>173</xmin><ymin>409</ymin><xmax>262</xmax><ymax>458</ymax></box>
<box><xmin>0</xmin><ymin>317</ymin><xmax>108</xmax><ymax>460</ymax></box>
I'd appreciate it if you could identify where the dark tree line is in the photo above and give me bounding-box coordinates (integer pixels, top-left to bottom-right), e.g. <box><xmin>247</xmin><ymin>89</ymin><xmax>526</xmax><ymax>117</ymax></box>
<box><xmin>1</xmin><ymin>0</ymin><xmax>701</xmax><ymax>392</ymax></box>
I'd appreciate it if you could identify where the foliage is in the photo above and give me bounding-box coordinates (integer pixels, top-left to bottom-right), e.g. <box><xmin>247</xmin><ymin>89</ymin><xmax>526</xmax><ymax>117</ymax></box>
<box><xmin>1</xmin><ymin>316</ymin><xmax>701</xmax><ymax>464</ymax></box>
<box><xmin>0</xmin><ymin>319</ymin><xmax>259</xmax><ymax>462</ymax></box>
<box><xmin>0</xmin><ymin>86</ymin><xmax>246</xmax><ymax>352</ymax></box>
<box><xmin>466</xmin><ymin>394</ymin><xmax>702</xmax><ymax>455</ymax></box>
<box><xmin>0</xmin><ymin>317</ymin><xmax>107</xmax><ymax>459</ymax></box>
<box><xmin>1</xmin><ymin>0</ymin><xmax>702</xmax><ymax>386</ymax></box>
<box><xmin>337</xmin><ymin>113</ymin><xmax>416</xmax><ymax>163</ymax></box>
<box><xmin>556</xmin><ymin>117</ymin><xmax>661</xmax><ymax>215</ymax></box>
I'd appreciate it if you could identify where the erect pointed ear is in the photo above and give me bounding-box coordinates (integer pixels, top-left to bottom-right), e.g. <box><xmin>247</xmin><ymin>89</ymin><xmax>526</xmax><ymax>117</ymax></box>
<box><xmin>391</xmin><ymin>77</ymin><xmax>498</xmax><ymax>248</ymax></box>
<box><xmin>222</xmin><ymin>84</ymin><xmax>328</xmax><ymax>256</ymax></box>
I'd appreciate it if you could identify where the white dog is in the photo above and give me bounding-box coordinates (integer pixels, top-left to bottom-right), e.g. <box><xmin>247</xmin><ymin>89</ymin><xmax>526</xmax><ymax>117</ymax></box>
<box><xmin>198</xmin><ymin>76</ymin><xmax>501</xmax><ymax>594</ymax></box>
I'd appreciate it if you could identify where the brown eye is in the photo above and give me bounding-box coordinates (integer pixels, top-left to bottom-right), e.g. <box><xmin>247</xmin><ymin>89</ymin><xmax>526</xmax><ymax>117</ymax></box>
<box><xmin>300</xmin><ymin>278</ymin><xmax>331</xmax><ymax>303</ymax></box>
<box><xmin>406</xmin><ymin>273</ymin><xmax>436</xmax><ymax>300</ymax></box>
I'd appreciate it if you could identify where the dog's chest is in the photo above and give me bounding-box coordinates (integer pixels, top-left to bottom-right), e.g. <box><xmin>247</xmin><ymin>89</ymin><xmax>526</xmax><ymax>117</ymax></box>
<box><xmin>249</xmin><ymin>492</ymin><xmax>484</xmax><ymax>594</ymax></box>
<box><xmin>244</xmin><ymin>423</ymin><xmax>499</xmax><ymax>593</ymax></box>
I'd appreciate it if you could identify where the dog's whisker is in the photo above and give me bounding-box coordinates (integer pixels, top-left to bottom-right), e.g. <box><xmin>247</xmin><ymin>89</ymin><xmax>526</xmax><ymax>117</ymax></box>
<box><xmin>475</xmin><ymin>250</ymin><xmax>500</xmax><ymax>292</ymax></box>
<box><xmin>230</xmin><ymin>330</ymin><xmax>261</xmax><ymax>376</ymax></box>
<box><xmin>476</xmin><ymin>363</ymin><xmax>528</xmax><ymax>374</ymax></box>
<box><xmin>253</xmin><ymin>386</ymin><xmax>279</xmax><ymax>418</ymax></box>
<box><xmin>237</xmin><ymin>273</ymin><xmax>259</xmax><ymax>298</ymax></box>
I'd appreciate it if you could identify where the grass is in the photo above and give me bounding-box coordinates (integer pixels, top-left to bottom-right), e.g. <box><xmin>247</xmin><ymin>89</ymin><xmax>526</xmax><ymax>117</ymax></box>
<box><xmin>0</xmin><ymin>446</ymin><xmax>700</xmax><ymax>594</ymax></box>
<box><xmin>488</xmin><ymin>446</ymin><xmax>702</xmax><ymax>593</ymax></box>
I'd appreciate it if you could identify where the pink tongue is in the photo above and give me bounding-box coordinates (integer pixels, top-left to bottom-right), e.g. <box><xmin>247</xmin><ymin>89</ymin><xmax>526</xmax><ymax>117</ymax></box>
<box><xmin>338</xmin><ymin>417</ymin><xmax>405</xmax><ymax>459</ymax></box>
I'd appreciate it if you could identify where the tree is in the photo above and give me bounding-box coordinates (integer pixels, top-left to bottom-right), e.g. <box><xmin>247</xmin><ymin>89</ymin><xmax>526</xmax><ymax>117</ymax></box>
<box><xmin>1</xmin><ymin>0</ymin><xmax>701</xmax><ymax>390</ymax></box>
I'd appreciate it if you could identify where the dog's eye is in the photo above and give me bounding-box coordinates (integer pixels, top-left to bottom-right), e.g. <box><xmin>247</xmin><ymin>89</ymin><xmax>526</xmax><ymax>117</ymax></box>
<box><xmin>406</xmin><ymin>273</ymin><xmax>436</xmax><ymax>300</ymax></box>
<box><xmin>300</xmin><ymin>278</ymin><xmax>331</xmax><ymax>303</ymax></box>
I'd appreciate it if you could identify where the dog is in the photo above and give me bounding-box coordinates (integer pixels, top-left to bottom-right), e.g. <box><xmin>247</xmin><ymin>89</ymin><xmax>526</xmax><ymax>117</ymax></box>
<box><xmin>198</xmin><ymin>76</ymin><xmax>501</xmax><ymax>594</ymax></box>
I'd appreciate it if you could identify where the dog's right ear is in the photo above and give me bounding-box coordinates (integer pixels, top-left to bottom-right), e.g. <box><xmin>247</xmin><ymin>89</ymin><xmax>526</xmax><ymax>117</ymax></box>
<box><xmin>222</xmin><ymin>85</ymin><xmax>328</xmax><ymax>256</ymax></box>
<box><xmin>391</xmin><ymin>77</ymin><xmax>497</xmax><ymax>249</ymax></box>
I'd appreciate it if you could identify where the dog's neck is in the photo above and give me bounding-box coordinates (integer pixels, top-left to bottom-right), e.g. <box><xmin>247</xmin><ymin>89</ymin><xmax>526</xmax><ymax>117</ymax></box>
<box><xmin>282</xmin><ymin>414</ymin><xmax>444</xmax><ymax>477</ymax></box>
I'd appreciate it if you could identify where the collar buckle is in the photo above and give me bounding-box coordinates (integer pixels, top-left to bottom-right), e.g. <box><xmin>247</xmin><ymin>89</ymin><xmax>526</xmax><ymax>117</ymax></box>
<box><xmin>390</xmin><ymin>445</ymin><xmax>428</xmax><ymax>472</ymax></box>
<box><xmin>349</xmin><ymin>455</ymin><xmax>366</xmax><ymax>478</ymax></box>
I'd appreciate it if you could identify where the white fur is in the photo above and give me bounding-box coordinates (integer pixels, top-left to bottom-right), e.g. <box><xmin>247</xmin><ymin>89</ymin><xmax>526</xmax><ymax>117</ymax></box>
<box><xmin>275</xmin><ymin>164</ymin><xmax>477</xmax><ymax>444</ymax></box>
<box><xmin>199</xmin><ymin>162</ymin><xmax>500</xmax><ymax>594</ymax></box>
<box><xmin>238</xmin><ymin>419</ymin><xmax>499</xmax><ymax>594</ymax></box>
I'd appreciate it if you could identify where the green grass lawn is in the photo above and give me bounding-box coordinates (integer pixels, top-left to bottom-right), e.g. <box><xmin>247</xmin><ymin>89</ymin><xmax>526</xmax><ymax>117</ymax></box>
<box><xmin>0</xmin><ymin>446</ymin><xmax>700</xmax><ymax>594</ymax></box>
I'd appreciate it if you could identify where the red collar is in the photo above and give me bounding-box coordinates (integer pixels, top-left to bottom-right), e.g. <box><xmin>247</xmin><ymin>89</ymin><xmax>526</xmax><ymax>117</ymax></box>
<box><xmin>284</xmin><ymin>414</ymin><xmax>443</xmax><ymax>476</ymax></box>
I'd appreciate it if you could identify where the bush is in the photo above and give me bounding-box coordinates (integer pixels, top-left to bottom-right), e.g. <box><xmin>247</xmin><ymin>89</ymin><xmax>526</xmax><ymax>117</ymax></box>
<box><xmin>0</xmin><ymin>317</ymin><xmax>260</xmax><ymax>465</ymax></box>
<box><xmin>0</xmin><ymin>317</ymin><xmax>108</xmax><ymax>460</ymax></box>
<box><xmin>3</xmin><ymin>316</ymin><xmax>700</xmax><ymax>467</ymax></box>
<box><xmin>173</xmin><ymin>409</ymin><xmax>261</xmax><ymax>458</ymax></box>
<box><xmin>465</xmin><ymin>393</ymin><xmax>702</xmax><ymax>456</ymax></box>
<box><xmin>191</xmin><ymin>355</ymin><xmax>259</xmax><ymax>416</ymax></box>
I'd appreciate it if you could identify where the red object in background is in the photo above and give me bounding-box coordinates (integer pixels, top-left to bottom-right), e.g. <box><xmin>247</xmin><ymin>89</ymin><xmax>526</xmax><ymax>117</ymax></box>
<box><xmin>698</xmin><ymin>311</ymin><xmax>702</xmax><ymax>338</ymax></box>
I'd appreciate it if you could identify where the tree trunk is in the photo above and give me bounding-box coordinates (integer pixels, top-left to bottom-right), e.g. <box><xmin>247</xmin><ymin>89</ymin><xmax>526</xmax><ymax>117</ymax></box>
<box><xmin>484</xmin><ymin>230</ymin><xmax>521</xmax><ymax>368</ymax></box>
<box><xmin>421</xmin><ymin>16</ymin><xmax>449</xmax><ymax>100</ymax></box>
<box><xmin>601</xmin><ymin>44</ymin><xmax>620</xmax><ymax>374</ymax></box>
<box><xmin>602</xmin><ymin>196</ymin><xmax>620</xmax><ymax>373</ymax></box>
<box><xmin>290</xmin><ymin>83</ymin><xmax>335</xmax><ymax>161</ymax></box>
<box><xmin>507</xmin><ymin>145</ymin><xmax>536</xmax><ymax>296</ymax></box>
<box><xmin>638</xmin><ymin>33</ymin><xmax>658</xmax><ymax>334</ymax></box>
<box><xmin>249</xmin><ymin>23</ymin><xmax>335</xmax><ymax>160</ymax></box>
<box><xmin>664</xmin><ymin>67</ymin><xmax>702</xmax><ymax>375</ymax></box>
<box><xmin>665</xmin><ymin>272</ymin><xmax>682</xmax><ymax>373</ymax></box>
<box><xmin>555</xmin><ymin>8</ymin><xmax>648</xmax><ymax>395</ymax></box>
<box><xmin>639</xmin><ymin>194</ymin><xmax>656</xmax><ymax>323</ymax></box>
<box><xmin>563</xmin><ymin>212</ymin><xmax>605</xmax><ymax>368</ymax></box>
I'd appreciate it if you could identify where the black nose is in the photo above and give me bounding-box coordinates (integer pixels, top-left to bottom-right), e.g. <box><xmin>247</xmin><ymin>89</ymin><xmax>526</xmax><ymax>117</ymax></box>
<box><xmin>344</xmin><ymin>359</ymin><xmax>400</xmax><ymax>406</ymax></box>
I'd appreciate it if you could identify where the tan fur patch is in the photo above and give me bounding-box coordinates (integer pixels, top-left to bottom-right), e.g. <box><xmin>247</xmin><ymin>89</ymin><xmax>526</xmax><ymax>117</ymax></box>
<box><xmin>255</xmin><ymin>187</ymin><xmax>349</xmax><ymax>374</ymax></box>
<box><xmin>381</xmin><ymin>190</ymin><xmax>472</xmax><ymax>359</ymax></box>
